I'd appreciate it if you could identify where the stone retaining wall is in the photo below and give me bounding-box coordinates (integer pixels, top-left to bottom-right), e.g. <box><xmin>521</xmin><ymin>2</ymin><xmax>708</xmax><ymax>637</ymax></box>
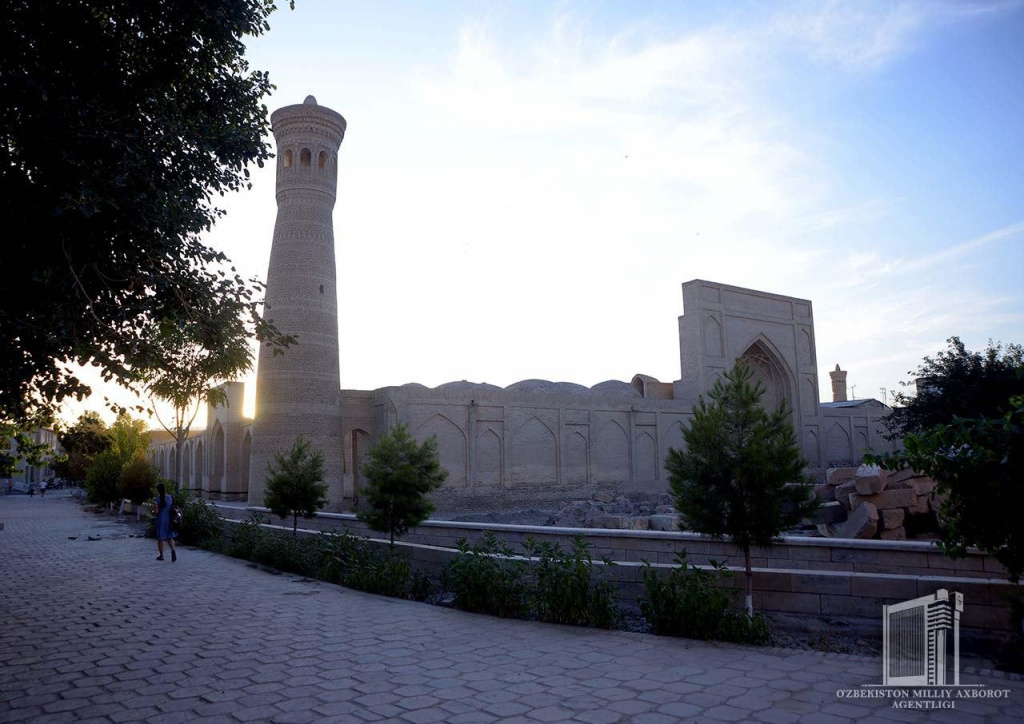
<box><xmin>215</xmin><ymin>505</ymin><xmax>1018</xmax><ymax>649</ymax></box>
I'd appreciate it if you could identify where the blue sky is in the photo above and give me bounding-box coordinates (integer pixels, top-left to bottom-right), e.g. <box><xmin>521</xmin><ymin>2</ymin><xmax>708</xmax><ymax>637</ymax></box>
<box><xmin>66</xmin><ymin>0</ymin><xmax>1024</xmax><ymax>422</ymax></box>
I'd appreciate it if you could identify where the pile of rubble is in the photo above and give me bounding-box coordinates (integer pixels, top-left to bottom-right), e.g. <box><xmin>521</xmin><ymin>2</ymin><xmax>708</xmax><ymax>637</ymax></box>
<box><xmin>544</xmin><ymin>494</ymin><xmax>680</xmax><ymax>531</ymax></box>
<box><xmin>814</xmin><ymin>465</ymin><xmax>941</xmax><ymax>540</ymax></box>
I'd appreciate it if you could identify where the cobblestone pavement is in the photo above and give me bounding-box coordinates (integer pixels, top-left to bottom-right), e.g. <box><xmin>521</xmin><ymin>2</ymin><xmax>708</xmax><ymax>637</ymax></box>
<box><xmin>1</xmin><ymin>494</ymin><xmax>1022</xmax><ymax>724</ymax></box>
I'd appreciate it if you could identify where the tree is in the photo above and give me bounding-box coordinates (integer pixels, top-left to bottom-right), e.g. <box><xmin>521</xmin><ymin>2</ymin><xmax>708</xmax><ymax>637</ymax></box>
<box><xmin>53</xmin><ymin>411</ymin><xmax>111</xmax><ymax>483</ymax></box>
<box><xmin>0</xmin><ymin>0</ymin><xmax>293</xmax><ymax>425</ymax></box>
<box><xmin>869</xmin><ymin>392</ymin><xmax>1024</xmax><ymax>582</ymax></box>
<box><xmin>358</xmin><ymin>424</ymin><xmax>448</xmax><ymax>553</ymax></box>
<box><xmin>885</xmin><ymin>337</ymin><xmax>1024</xmax><ymax>440</ymax></box>
<box><xmin>120</xmin><ymin>453</ymin><xmax>159</xmax><ymax>520</ymax></box>
<box><xmin>264</xmin><ymin>436</ymin><xmax>328</xmax><ymax>537</ymax></box>
<box><xmin>666</xmin><ymin>362</ymin><xmax>818</xmax><ymax>616</ymax></box>
<box><xmin>143</xmin><ymin>318</ymin><xmax>252</xmax><ymax>487</ymax></box>
<box><xmin>84</xmin><ymin>413</ymin><xmax>150</xmax><ymax>505</ymax></box>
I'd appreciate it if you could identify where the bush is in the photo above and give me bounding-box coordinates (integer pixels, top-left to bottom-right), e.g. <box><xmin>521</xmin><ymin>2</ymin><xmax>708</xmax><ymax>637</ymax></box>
<box><xmin>85</xmin><ymin>449</ymin><xmax>122</xmax><ymax>505</ymax></box>
<box><xmin>446</xmin><ymin>532</ymin><xmax>530</xmax><ymax>618</ymax></box>
<box><xmin>524</xmin><ymin>535</ymin><xmax>620</xmax><ymax>628</ymax></box>
<box><xmin>150</xmin><ymin>483</ymin><xmax>223</xmax><ymax>548</ymax></box>
<box><xmin>320</xmin><ymin>528</ymin><xmax>410</xmax><ymax>598</ymax></box>
<box><xmin>639</xmin><ymin>552</ymin><xmax>772</xmax><ymax>645</ymax></box>
<box><xmin>120</xmin><ymin>453</ymin><xmax>158</xmax><ymax>508</ymax></box>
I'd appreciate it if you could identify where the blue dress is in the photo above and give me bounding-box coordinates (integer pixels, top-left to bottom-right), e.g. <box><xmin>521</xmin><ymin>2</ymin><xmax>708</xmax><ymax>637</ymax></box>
<box><xmin>155</xmin><ymin>494</ymin><xmax>177</xmax><ymax>541</ymax></box>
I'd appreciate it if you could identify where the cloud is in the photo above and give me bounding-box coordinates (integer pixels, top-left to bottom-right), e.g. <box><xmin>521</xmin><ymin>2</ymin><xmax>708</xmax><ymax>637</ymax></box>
<box><xmin>771</xmin><ymin>0</ymin><xmax>1019</xmax><ymax>73</ymax></box>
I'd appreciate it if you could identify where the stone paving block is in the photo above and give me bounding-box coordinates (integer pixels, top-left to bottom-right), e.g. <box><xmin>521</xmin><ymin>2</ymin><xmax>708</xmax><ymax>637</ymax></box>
<box><xmin>2</xmin><ymin>496</ymin><xmax>1021</xmax><ymax>724</ymax></box>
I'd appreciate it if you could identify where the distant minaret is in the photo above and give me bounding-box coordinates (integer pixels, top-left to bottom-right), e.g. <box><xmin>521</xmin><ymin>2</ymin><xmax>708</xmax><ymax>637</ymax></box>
<box><xmin>830</xmin><ymin>364</ymin><xmax>848</xmax><ymax>402</ymax></box>
<box><xmin>249</xmin><ymin>96</ymin><xmax>347</xmax><ymax>508</ymax></box>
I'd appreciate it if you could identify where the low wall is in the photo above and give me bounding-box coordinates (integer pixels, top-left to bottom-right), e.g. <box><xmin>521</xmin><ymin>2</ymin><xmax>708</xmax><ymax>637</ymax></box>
<box><xmin>215</xmin><ymin>505</ymin><xmax>1019</xmax><ymax>650</ymax></box>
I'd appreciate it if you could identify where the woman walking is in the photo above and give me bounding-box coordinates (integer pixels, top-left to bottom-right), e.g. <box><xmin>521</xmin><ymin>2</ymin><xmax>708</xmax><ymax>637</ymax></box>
<box><xmin>154</xmin><ymin>482</ymin><xmax>177</xmax><ymax>562</ymax></box>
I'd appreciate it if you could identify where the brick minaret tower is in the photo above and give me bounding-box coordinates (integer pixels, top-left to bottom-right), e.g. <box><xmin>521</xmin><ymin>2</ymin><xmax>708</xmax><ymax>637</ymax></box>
<box><xmin>249</xmin><ymin>96</ymin><xmax>347</xmax><ymax>508</ymax></box>
<box><xmin>830</xmin><ymin>364</ymin><xmax>848</xmax><ymax>403</ymax></box>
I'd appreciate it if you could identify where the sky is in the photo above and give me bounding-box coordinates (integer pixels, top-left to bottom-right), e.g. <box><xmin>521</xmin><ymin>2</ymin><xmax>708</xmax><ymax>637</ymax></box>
<box><xmin>63</xmin><ymin>0</ymin><xmax>1024</xmax><ymax>427</ymax></box>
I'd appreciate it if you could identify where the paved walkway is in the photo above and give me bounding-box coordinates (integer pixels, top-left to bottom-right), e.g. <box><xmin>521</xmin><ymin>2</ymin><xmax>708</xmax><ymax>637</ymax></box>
<box><xmin>1</xmin><ymin>494</ymin><xmax>1021</xmax><ymax>724</ymax></box>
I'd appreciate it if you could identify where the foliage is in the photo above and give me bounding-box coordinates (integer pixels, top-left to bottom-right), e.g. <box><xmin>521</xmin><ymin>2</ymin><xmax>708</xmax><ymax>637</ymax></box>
<box><xmin>639</xmin><ymin>553</ymin><xmax>772</xmax><ymax>645</ymax></box>
<box><xmin>143</xmin><ymin>319</ymin><xmax>254</xmax><ymax>487</ymax></box>
<box><xmin>358</xmin><ymin>424</ymin><xmax>448</xmax><ymax>548</ymax></box>
<box><xmin>885</xmin><ymin>337</ymin><xmax>1024</xmax><ymax>440</ymax></box>
<box><xmin>0</xmin><ymin>0</ymin><xmax>294</xmax><ymax>424</ymax></box>
<box><xmin>666</xmin><ymin>362</ymin><xmax>818</xmax><ymax>614</ymax></box>
<box><xmin>446</xmin><ymin>533</ymin><xmax>531</xmax><ymax>618</ymax></box>
<box><xmin>868</xmin><ymin>392</ymin><xmax>1024</xmax><ymax>582</ymax></box>
<box><xmin>82</xmin><ymin>413</ymin><xmax>149</xmax><ymax>503</ymax></box>
<box><xmin>120</xmin><ymin>453</ymin><xmax>159</xmax><ymax>506</ymax></box>
<box><xmin>523</xmin><ymin>535</ymin><xmax>620</xmax><ymax>628</ymax></box>
<box><xmin>264</xmin><ymin>436</ymin><xmax>328</xmax><ymax>537</ymax></box>
<box><xmin>0</xmin><ymin>419</ymin><xmax>52</xmax><ymax>479</ymax></box>
<box><xmin>53</xmin><ymin>412</ymin><xmax>110</xmax><ymax>482</ymax></box>
<box><xmin>107</xmin><ymin>413</ymin><xmax>151</xmax><ymax>466</ymax></box>
<box><xmin>224</xmin><ymin>518</ymin><xmax>413</xmax><ymax>599</ymax></box>
<box><xmin>154</xmin><ymin>483</ymin><xmax>222</xmax><ymax>547</ymax></box>
<box><xmin>85</xmin><ymin>449</ymin><xmax>123</xmax><ymax>505</ymax></box>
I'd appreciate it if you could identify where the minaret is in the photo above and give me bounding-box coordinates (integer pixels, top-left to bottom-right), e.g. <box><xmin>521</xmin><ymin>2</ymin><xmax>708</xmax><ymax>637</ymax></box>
<box><xmin>830</xmin><ymin>364</ymin><xmax>848</xmax><ymax>402</ymax></box>
<box><xmin>249</xmin><ymin>96</ymin><xmax>347</xmax><ymax>508</ymax></box>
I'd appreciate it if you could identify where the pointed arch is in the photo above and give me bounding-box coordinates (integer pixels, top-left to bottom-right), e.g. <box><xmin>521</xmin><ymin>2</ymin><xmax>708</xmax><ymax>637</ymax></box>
<box><xmin>240</xmin><ymin>431</ymin><xmax>252</xmax><ymax>497</ymax></box>
<box><xmin>595</xmin><ymin>419</ymin><xmax>629</xmax><ymax>483</ymax></box>
<box><xmin>510</xmin><ymin>416</ymin><xmax>556</xmax><ymax>484</ymax></box>
<box><xmin>195</xmin><ymin>440</ymin><xmax>205</xmax><ymax>494</ymax></box>
<box><xmin>738</xmin><ymin>335</ymin><xmax>794</xmax><ymax>414</ymax></box>
<box><xmin>563</xmin><ymin>429</ymin><xmax>588</xmax><ymax>485</ymax></box>
<box><xmin>635</xmin><ymin>430</ymin><xmax>657</xmax><ymax>481</ymax></box>
<box><xmin>415</xmin><ymin>414</ymin><xmax>466</xmax><ymax>485</ymax></box>
<box><xmin>825</xmin><ymin>421</ymin><xmax>853</xmax><ymax>466</ymax></box>
<box><xmin>212</xmin><ymin>422</ymin><xmax>225</xmax><ymax>496</ymax></box>
<box><xmin>476</xmin><ymin>428</ymin><xmax>502</xmax><ymax>486</ymax></box>
<box><xmin>704</xmin><ymin>316</ymin><xmax>724</xmax><ymax>357</ymax></box>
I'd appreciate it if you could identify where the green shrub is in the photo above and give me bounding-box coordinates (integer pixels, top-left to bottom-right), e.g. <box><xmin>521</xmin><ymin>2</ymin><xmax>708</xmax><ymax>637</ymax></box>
<box><xmin>150</xmin><ymin>483</ymin><xmax>224</xmax><ymax>548</ymax></box>
<box><xmin>85</xmin><ymin>449</ymin><xmax>122</xmax><ymax>505</ymax></box>
<box><xmin>524</xmin><ymin>535</ymin><xmax>620</xmax><ymax>629</ymax></box>
<box><xmin>320</xmin><ymin>528</ymin><xmax>410</xmax><ymax>597</ymax></box>
<box><xmin>446</xmin><ymin>532</ymin><xmax>530</xmax><ymax>618</ymax></box>
<box><xmin>639</xmin><ymin>552</ymin><xmax>772</xmax><ymax>645</ymax></box>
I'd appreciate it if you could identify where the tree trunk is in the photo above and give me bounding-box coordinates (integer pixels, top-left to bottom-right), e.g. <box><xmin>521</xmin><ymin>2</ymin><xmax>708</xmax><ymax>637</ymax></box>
<box><xmin>175</xmin><ymin>435</ymin><xmax>185</xmax><ymax>488</ymax></box>
<box><xmin>744</xmin><ymin>546</ymin><xmax>754</xmax><ymax>617</ymax></box>
<box><xmin>293</xmin><ymin>511</ymin><xmax>298</xmax><ymax>538</ymax></box>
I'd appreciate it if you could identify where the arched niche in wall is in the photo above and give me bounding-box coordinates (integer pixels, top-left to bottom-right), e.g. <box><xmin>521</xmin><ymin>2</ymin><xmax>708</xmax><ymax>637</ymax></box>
<box><xmin>510</xmin><ymin>417</ymin><xmax>557</xmax><ymax>484</ymax></box>
<box><xmin>240</xmin><ymin>431</ymin><xmax>252</xmax><ymax>496</ymax></box>
<box><xmin>563</xmin><ymin>430</ymin><xmax>588</xmax><ymax>485</ymax></box>
<box><xmin>415</xmin><ymin>414</ymin><xmax>467</xmax><ymax>485</ymax></box>
<box><xmin>594</xmin><ymin>420</ymin><xmax>629</xmax><ymax>483</ymax></box>
<box><xmin>212</xmin><ymin>424</ymin><xmax>225</xmax><ymax>493</ymax></box>
<box><xmin>738</xmin><ymin>338</ymin><xmax>793</xmax><ymax>414</ymax></box>
<box><xmin>476</xmin><ymin>428</ymin><xmax>502</xmax><ymax>486</ymax></box>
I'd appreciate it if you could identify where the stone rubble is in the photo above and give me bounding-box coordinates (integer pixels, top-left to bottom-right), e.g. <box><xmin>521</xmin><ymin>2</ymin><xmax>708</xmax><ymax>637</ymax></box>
<box><xmin>816</xmin><ymin>464</ymin><xmax>943</xmax><ymax>540</ymax></box>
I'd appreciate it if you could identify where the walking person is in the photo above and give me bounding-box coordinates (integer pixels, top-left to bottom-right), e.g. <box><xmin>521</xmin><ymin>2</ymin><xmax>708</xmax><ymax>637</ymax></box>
<box><xmin>153</xmin><ymin>482</ymin><xmax>177</xmax><ymax>562</ymax></box>
<box><xmin>39</xmin><ymin>480</ymin><xmax>47</xmax><ymax>498</ymax></box>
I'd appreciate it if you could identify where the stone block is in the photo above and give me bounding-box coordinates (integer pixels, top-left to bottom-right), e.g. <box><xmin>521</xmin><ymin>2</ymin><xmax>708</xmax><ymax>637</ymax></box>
<box><xmin>907</xmin><ymin>495</ymin><xmax>930</xmax><ymax>515</ymax></box>
<box><xmin>826</xmin><ymin>467</ymin><xmax>858</xmax><ymax>486</ymax></box>
<box><xmin>648</xmin><ymin>515</ymin><xmax>679</xmax><ymax>532</ymax></box>
<box><xmin>834</xmin><ymin>481</ymin><xmax>857</xmax><ymax>509</ymax></box>
<box><xmin>886</xmin><ymin>467</ymin><xmax>925</xmax><ymax>485</ymax></box>
<box><xmin>850</xmin><ymin>488</ymin><xmax>916</xmax><ymax>511</ymax></box>
<box><xmin>879</xmin><ymin>527</ymin><xmax>905</xmax><ymax>541</ymax></box>
<box><xmin>593</xmin><ymin>515</ymin><xmax>626</xmax><ymax>529</ymax></box>
<box><xmin>809</xmin><ymin>501</ymin><xmax>846</xmax><ymax>526</ymax></box>
<box><xmin>854</xmin><ymin>472</ymin><xmax>885</xmax><ymax>496</ymax></box>
<box><xmin>834</xmin><ymin>502</ymin><xmax>878</xmax><ymax>539</ymax></box>
<box><xmin>880</xmin><ymin>509</ymin><xmax>904</xmax><ymax>530</ymax></box>
<box><xmin>911</xmin><ymin>478</ymin><xmax>937</xmax><ymax>495</ymax></box>
<box><xmin>625</xmin><ymin>517</ymin><xmax>650</xmax><ymax>531</ymax></box>
<box><xmin>814</xmin><ymin>484</ymin><xmax>835</xmax><ymax>502</ymax></box>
